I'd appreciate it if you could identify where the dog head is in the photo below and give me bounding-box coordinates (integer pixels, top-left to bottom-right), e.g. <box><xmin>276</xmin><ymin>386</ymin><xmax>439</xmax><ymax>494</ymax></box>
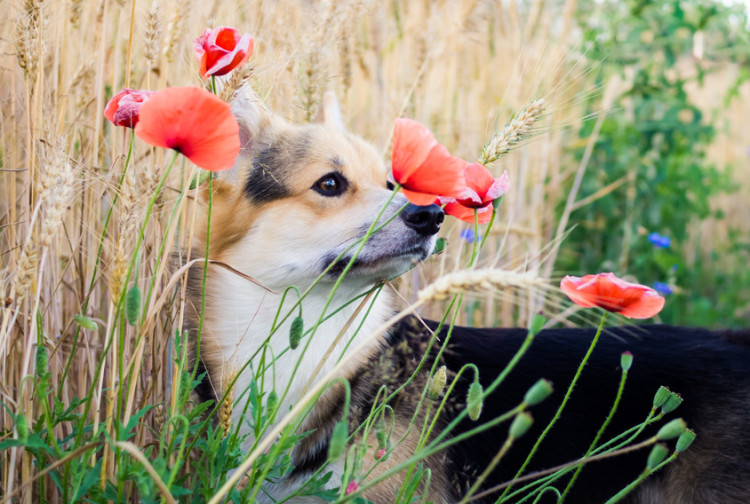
<box><xmin>205</xmin><ymin>88</ymin><xmax>444</xmax><ymax>291</ymax></box>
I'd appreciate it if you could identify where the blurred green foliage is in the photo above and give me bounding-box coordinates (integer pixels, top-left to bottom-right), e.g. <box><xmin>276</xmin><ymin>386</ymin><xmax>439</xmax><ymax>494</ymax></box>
<box><xmin>559</xmin><ymin>0</ymin><xmax>750</xmax><ymax>327</ymax></box>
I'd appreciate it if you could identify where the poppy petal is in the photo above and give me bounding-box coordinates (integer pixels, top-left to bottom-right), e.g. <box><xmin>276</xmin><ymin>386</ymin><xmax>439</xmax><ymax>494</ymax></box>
<box><xmin>619</xmin><ymin>291</ymin><xmax>666</xmax><ymax>319</ymax></box>
<box><xmin>401</xmin><ymin>187</ymin><xmax>441</xmax><ymax>206</ymax></box>
<box><xmin>485</xmin><ymin>170</ymin><xmax>511</xmax><ymax>201</ymax></box>
<box><xmin>464</xmin><ymin>163</ymin><xmax>495</xmax><ymax>197</ymax></box>
<box><xmin>392</xmin><ymin>118</ymin><xmax>438</xmax><ymax>184</ymax></box>
<box><xmin>443</xmin><ymin>202</ymin><xmax>492</xmax><ymax>223</ymax></box>
<box><xmin>135</xmin><ymin>87</ymin><xmax>240</xmax><ymax>172</ymax></box>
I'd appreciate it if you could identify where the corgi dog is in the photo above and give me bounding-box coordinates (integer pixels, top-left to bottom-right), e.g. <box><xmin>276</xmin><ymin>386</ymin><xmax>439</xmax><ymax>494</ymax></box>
<box><xmin>186</xmin><ymin>88</ymin><xmax>750</xmax><ymax>503</ymax></box>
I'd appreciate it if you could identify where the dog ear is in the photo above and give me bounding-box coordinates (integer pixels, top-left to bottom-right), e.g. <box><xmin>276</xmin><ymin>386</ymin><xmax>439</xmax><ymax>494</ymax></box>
<box><xmin>222</xmin><ymin>85</ymin><xmax>275</xmax><ymax>184</ymax></box>
<box><xmin>314</xmin><ymin>91</ymin><xmax>346</xmax><ymax>133</ymax></box>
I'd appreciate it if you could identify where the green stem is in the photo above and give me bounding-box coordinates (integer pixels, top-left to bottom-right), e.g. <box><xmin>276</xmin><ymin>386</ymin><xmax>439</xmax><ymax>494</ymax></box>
<box><xmin>58</xmin><ymin>130</ymin><xmax>135</xmax><ymax>395</ymax></box>
<box><xmin>499</xmin><ymin>312</ymin><xmax>608</xmax><ymax>501</ymax></box>
<box><xmin>559</xmin><ymin>360</ymin><xmax>629</xmax><ymax>502</ymax></box>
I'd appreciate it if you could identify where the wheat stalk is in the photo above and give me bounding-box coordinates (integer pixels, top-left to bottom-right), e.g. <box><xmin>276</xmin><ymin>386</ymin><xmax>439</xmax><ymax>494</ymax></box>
<box><xmin>479</xmin><ymin>98</ymin><xmax>546</xmax><ymax>165</ymax></box>
<box><xmin>144</xmin><ymin>1</ymin><xmax>161</xmax><ymax>73</ymax></box>
<box><xmin>417</xmin><ymin>269</ymin><xmax>546</xmax><ymax>302</ymax></box>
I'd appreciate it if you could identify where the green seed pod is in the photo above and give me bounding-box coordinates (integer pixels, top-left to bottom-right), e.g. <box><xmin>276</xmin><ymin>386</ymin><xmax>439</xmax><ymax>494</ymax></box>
<box><xmin>375</xmin><ymin>418</ymin><xmax>387</xmax><ymax>449</ymax></box>
<box><xmin>652</xmin><ymin>386</ymin><xmax>671</xmax><ymax>408</ymax></box>
<box><xmin>74</xmin><ymin>314</ymin><xmax>97</xmax><ymax>331</ymax></box>
<box><xmin>15</xmin><ymin>414</ymin><xmax>28</xmax><ymax>443</ymax></box>
<box><xmin>266</xmin><ymin>391</ymin><xmax>279</xmax><ymax>413</ymax></box>
<box><xmin>529</xmin><ymin>314</ymin><xmax>546</xmax><ymax>336</ymax></box>
<box><xmin>656</xmin><ymin>418</ymin><xmax>687</xmax><ymax>441</ymax></box>
<box><xmin>647</xmin><ymin>443</ymin><xmax>669</xmax><ymax>470</ymax></box>
<box><xmin>35</xmin><ymin>345</ymin><xmax>48</xmax><ymax>379</ymax></box>
<box><xmin>523</xmin><ymin>379</ymin><xmax>553</xmax><ymax>406</ymax></box>
<box><xmin>289</xmin><ymin>317</ymin><xmax>304</xmax><ymax>350</ymax></box>
<box><xmin>620</xmin><ymin>351</ymin><xmax>633</xmax><ymax>371</ymax></box>
<box><xmin>126</xmin><ymin>285</ymin><xmax>142</xmax><ymax>326</ymax></box>
<box><xmin>676</xmin><ymin>429</ymin><xmax>697</xmax><ymax>452</ymax></box>
<box><xmin>467</xmin><ymin>380</ymin><xmax>484</xmax><ymax>421</ymax></box>
<box><xmin>328</xmin><ymin>420</ymin><xmax>348</xmax><ymax>462</ymax></box>
<box><xmin>428</xmin><ymin>366</ymin><xmax>447</xmax><ymax>400</ymax></box>
<box><xmin>661</xmin><ymin>392</ymin><xmax>683</xmax><ymax>414</ymax></box>
<box><xmin>509</xmin><ymin>412</ymin><xmax>533</xmax><ymax>440</ymax></box>
<box><xmin>431</xmin><ymin>237</ymin><xmax>447</xmax><ymax>256</ymax></box>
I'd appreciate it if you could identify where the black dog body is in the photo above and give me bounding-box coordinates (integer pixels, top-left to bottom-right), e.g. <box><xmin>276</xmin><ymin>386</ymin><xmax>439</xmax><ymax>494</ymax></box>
<box><xmin>347</xmin><ymin>318</ymin><xmax>750</xmax><ymax>503</ymax></box>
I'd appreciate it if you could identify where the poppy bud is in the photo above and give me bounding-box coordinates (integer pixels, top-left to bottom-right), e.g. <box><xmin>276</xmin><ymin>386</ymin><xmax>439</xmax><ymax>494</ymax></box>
<box><xmin>467</xmin><ymin>380</ymin><xmax>484</xmax><ymax>421</ymax></box>
<box><xmin>289</xmin><ymin>317</ymin><xmax>303</xmax><ymax>350</ymax></box>
<box><xmin>652</xmin><ymin>386</ymin><xmax>671</xmax><ymax>408</ymax></box>
<box><xmin>509</xmin><ymin>412</ymin><xmax>533</xmax><ymax>440</ymax></box>
<box><xmin>74</xmin><ymin>314</ymin><xmax>97</xmax><ymax>331</ymax></box>
<box><xmin>647</xmin><ymin>443</ymin><xmax>669</xmax><ymax>470</ymax></box>
<box><xmin>432</xmin><ymin>237</ymin><xmax>447</xmax><ymax>256</ymax></box>
<box><xmin>428</xmin><ymin>366</ymin><xmax>447</xmax><ymax>400</ymax></box>
<box><xmin>35</xmin><ymin>345</ymin><xmax>48</xmax><ymax>379</ymax></box>
<box><xmin>328</xmin><ymin>421</ymin><xmax>348</xmax><ymax>462</ymax></box>
<box><xmin>529</xmin><ymin>313</ymin><xmax>546</xmax><ymax>336</ymax></box>
<box><xmin>16</xmin><ymin>414</ymin><xmax>28</xmax><ymax>443</ymax></box>
<box><xmin>656</xmin><ymin>418</ymin><xmax>686</xmax><ymax>440</ymax></box>
<box><xmin>661</xmin><ymin>392</ymin><xmax>683</xmax><ymax>414</ymax></box>
<box><xmin>266</xmin><ymin>390</ymin><xmax>279</xmax><ymax>413</ymax></box>
<box><xmin>345</xmin><ymin>481</ymin><xmax>359</xmax><ymax>495</ymax></box>
<box><xmin>620</xmin><ymin>351</ymin><xmax>633</xmax><ymax>371</ymax></box>
<box><xmin>523</xmin><ymin>379</ymin><xmax>553</xmax><ymax>406</ymax></box>
<box><xmin>126</xmin><ymin>285</ymin><xmax>142</xmax><ymax>326</ymax></box>
<box><xmin>375</xmin><ymin>448</ymin><xmax>387</xmax><ymax>460</ymax></box>
<box><xmin>676</xmin><ymin>429</ymin><xmax>696</xmax><ymax>452</ymax></box>
<box><xmin>375</xmin><ymin>418</ymin><xmax>387</xmax><ymax>449</ymax></box>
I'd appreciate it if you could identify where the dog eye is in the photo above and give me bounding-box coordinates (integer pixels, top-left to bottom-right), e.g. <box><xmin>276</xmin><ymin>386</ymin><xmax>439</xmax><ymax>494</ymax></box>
<box><xmin>313</xmin><ymin>172</ymin><xmax>348</xmax><ymax>197</ymax></box>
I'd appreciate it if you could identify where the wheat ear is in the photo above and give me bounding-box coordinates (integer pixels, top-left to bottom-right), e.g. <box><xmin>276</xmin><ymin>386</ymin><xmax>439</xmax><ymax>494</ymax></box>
<box><xmin>479</xmin><ymin>98</ymin><xmax>546</xmax><ymax>165</ymax></box>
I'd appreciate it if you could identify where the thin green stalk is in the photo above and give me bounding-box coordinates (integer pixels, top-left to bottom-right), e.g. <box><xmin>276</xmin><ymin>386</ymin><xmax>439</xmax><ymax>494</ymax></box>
<box><xmin>498</xmin><ymin>313</ymin><xmax>608</xmax><ymax>501</ymax></box>
<box><xmin>73</xmin><ymin>152</ymin><xmax>177</xmax><ymax>449</ymax></box>
<box><xmin>189</xmin><ymin>175</ymin><xmax>213</xmax><ymax>402</ymax></box>
<box><xmin>559</xmin><ymin>361</ymin><xmax>629</xmax><ymax>501</ymax></box>
<box><xmin>460</xmin><ymin>435</ymin><xmax>515</xmax><ymax>503</ymax></box>
<box><xmin>604</xmin><ymin>453</ymin><xmax>678</xmax><ymax>504</ymax></box>
<box><xmin>58</xmin><ymin>131</ymin><xmax>135</xmax><ymax>395</ymax></box>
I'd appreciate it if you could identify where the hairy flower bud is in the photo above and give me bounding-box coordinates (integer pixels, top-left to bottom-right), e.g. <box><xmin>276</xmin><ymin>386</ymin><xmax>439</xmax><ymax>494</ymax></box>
<box><xmin>620</xmin><ymin>351</ymin><xmax>633</xmax><ymax>371</ymax></box>
<box><xmin>467</xmin><ymin>380</ymin><xmax>484</xmax><ymax>421</ymax></box>
<box><xmin>524</xmin><ymin>379</ymin><xmax>553</xmax><ymax>406</ymax></box>
<box><xmin>328</xmin><ymin>421</ymin><xmax>348</xmax><ymax>462</ymax></box>
<box><xmin>289</xmin><ymin>317</ymin><xmax>303</xmax><ymax>350</ymax></box>
<box><xmin>509</xmin><ymin>412</ymin><xmax>533</xmax><ymax>439</ymax></box>
<box><xmin>428</xmin><ymin>366</ymin><xmax>447</xmax><ymax>400</ymax></box>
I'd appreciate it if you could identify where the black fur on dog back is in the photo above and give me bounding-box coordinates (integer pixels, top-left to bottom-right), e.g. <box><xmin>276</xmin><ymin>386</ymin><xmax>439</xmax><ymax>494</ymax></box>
<box><xmin>430</xmin><ymin>321</ymin><xmax>750</xmax><ymax>503</ymax></box>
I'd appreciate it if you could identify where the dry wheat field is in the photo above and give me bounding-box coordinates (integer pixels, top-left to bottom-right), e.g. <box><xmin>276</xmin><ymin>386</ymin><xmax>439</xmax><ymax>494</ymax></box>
<box><xmin>1</xmin><ymin>0</ymin><xmax>749</xmax><ymax>502</ymax></box>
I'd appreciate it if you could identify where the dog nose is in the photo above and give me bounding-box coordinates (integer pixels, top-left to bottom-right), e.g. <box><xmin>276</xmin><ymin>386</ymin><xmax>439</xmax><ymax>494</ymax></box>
<box><xmin>400</xmin><ymin>204</ymin><xmax>444</xmax><ymax>236</ymax></box>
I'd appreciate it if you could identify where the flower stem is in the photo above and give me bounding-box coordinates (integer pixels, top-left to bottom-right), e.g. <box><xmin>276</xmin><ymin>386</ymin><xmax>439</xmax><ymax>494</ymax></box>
<box><xmin>498</xmin><ymin>312</ymin><xmax>608</xmax><ymax>501</ymax></box>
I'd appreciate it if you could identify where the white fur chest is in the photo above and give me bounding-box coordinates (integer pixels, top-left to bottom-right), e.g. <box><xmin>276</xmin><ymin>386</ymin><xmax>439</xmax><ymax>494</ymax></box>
<box><xmin>202</xmin><ymin>264</ymin><xmax>392</xmax><ymax>451</ymax></box>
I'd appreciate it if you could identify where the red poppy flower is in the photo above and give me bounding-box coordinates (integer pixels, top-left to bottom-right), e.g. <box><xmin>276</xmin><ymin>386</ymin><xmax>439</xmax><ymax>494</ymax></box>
<box><xmin>104</xmin><ymin>89</ymin><xmax>155</xmax><ymax>128</ymax></box>
<box><xmin>194</xmin><ymin>27</ymin><xmax>253</xmax><ymax>78</ymax></box>
<box><xmin>441</xmin><ymin>201</ymin><xmax>494</xmax><ymax>223</ymax></box>
<box><xmin>560</xmin><ymin>272</ymin><xmax>665</xmax><ymax>319</ymax></box>
<box><xmin>439</xmin><ymin>163</ymin><xmax>510</xmax><ymax>223</ymax></box>
<box><xmin>391</xmin><ymin>118</ymin><xmax>467</xmax><ymax>205</ymax></box>
<box><xmin>135</xmin><ymin>87</ymin><xmax>240</xmax><ymax>172</ymax></box>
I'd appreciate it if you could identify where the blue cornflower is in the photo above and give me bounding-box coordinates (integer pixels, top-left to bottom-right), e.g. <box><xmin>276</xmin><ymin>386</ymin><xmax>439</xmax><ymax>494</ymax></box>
<box><xmin>653</xmin><ymin>282</ymin><xmax>673</xmax><ymax>295</ymax></box>
<box><xmin>648</xmin><ymin>232</ymin><xmax>671</xmax><ymax>249</ymax></box>
<box><xmin>460</xmin><ymin>229</ymin><xmax>482</xmax><ymax>243</ymax></box>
